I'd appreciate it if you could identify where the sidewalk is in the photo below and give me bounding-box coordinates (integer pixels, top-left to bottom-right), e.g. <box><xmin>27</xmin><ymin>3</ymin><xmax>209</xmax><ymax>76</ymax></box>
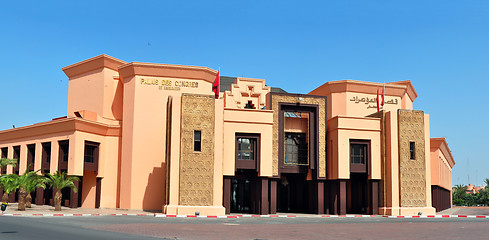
<box><xmin>1</xmin><ymin>204</ymin><xmax>488</xmax><ymax>218</ymax></box>
<box><xmin>1</xmin><ymin>203</ymin><xmax>155</xmax><ymax>216</ymax></box>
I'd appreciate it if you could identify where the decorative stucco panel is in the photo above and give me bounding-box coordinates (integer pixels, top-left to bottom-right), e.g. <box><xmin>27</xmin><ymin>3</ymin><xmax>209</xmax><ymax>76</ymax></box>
<box><xmin>398</xmin><ymin>110</ymin><xmax>426</xmax><ymax>207</ymax></box>
<box><xmin>179</xmin><ymin>94</ymin><xmax>215</xmax><ymax>206</ymax></box>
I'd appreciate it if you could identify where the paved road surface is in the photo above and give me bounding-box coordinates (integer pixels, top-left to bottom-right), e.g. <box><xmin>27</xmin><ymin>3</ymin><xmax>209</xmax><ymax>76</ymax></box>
<box><xmin>0</xmin><ymin>215</ymin><xmax>488</xmax><ymax>240</ymax></box>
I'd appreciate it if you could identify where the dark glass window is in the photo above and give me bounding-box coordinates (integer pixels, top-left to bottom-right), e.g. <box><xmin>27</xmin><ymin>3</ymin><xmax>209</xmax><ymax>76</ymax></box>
<box><xmin>350</xmin><ymin>144</ymin><xmax>365</xmax><ymax>164</ymax></box>
<box><xmin>410</xmin><ymin>142</ymin><xmax>415</xmax><ymax>160</ymax></box>
<box><xmin>59</xmin><ymin>141</ymin><xmax>69</xmax><ymax>162</ymax></box>
<box><xmin>84</xmin><ymin>145</ymin><xmax>96</xmax><ymax>163</ymax></box>
<box><xmin>27</xmin><ymin>144</ymin><xmax>35</xmax><ymax>170</ymax></box>
<box><xmin>13</xmin><ymin>146</ymin><xmax>20</xmax><ymax>174</ymax></box>
<box><xmin>284</xmin><ymin>132</ymin><xmax>308</xmax><ymax>165</ymax></box>
<box><xmin>194</xmin><ymin>130</ymin><xmax>201</xmax><ymax>152</ymax></box>
<box><xmin>1</xmin><ymin>147</ymin><xmax>7</xmax><ymax>174</ymax></box>
<box><xmin>42</xmin><ymin>143</ymin><xmax>51</xmax><ymax>163</ymax></box>
<box><xmin>237</xmin><ymin>138</ymin><xmax>255</xmax><ymax>160</ymax></box>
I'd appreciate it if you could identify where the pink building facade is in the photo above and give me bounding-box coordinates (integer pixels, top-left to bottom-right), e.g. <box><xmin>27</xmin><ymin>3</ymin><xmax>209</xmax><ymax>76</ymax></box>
<box><xmin>0</xmin><ymin>55</ymin><xmax>455</xmax><ymax>215</ymax></box>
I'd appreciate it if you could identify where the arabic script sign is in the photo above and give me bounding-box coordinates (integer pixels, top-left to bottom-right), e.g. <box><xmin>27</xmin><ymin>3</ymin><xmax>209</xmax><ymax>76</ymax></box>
<box><xmin>350</xmin><ymin>96</ymin><xmax>399</xmax><ymax>109</ymax></box>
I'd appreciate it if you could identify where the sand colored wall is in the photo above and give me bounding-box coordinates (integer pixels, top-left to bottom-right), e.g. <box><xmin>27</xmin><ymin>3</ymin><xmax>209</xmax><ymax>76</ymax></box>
<box><xmin>71</xmin><ymin>131</ymin><xmax>120</xmax><ymax>208</ymax></box>
<box><xmin>430</xmin><ymin>138</ymin><xmax>455</xmax><ymax>191</ymax></box>
<box><xmin>308</xmin><ymin>80</ymin><xmax>416</xmax><ymax>120</ymax></box>
<box><xmin>284</xmin><ymin>116</ymin><xmax>308</xmax><ymax>133</ymax></box>
<box><xmin>81</xmin><ymin>170</ymin><xmax>97</xmax><ymax>208</ymax></box>
<box><xmin>0</xmin><ymin>119</ymin><xmax>120</xmax><ymax>208</ymax></box>
<box><xmin>424</xmin><ymin>114</ymin><xmax>432</xmax><ymax>209</ymax></box>
<box><xmin>327</xmin><ymin>116</ymin><xmax>381</xmax><ymax>180</ymax></box>
<box><xmin>118</xmin><ymin>61</ymin><xmax>217</xmax><ymax>211</ymax></box>
<box><xmin>380</xmin><ymin>111</ymin><xmax>400</xmax><ymax>214</ymax></box>
<box><xmin>179</xmin><ymin>94</ymin><xmax>215</xmax><ymax>206</ymax></box>
<box><xmin>222</xmin><ymin>108</ymin><xmax>274</xmax><ymax>177</ymax></box>
<box><xmin>64</xmin><ymin>55</ymin><xmax>125</xmax><ymax>121</ymax></box>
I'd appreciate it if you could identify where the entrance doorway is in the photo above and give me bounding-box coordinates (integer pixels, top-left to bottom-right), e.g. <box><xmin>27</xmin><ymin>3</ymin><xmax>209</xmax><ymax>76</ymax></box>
<box><xmin>277</xmin><ymin>173</ymin><xmax>312</xmax><ymax>213</ymax></box>
<box><xmin>229</xmin><ymin>170</ymin><xmax>260</xmax><ymax>214</ymax></box>
<box><xmin>348</xmin><ymin>173</ymin><xmax>368</xmax><ymax>214</ymax></box>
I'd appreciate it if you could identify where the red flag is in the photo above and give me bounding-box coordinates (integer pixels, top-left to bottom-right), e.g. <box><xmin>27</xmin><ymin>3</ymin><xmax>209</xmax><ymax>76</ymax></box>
<box><xmin>376</xmin><ymin>88</ymin><xmax>380</xmax><ymax>112</ymax></box>
<box><xmin>212</xmin><ymin>70</ymin><xmax>219</xmax><ymax>99</ymax></box>
<box><xmin>381</xmin><ymin>84</ymin><xmax>385</xmax><ymax>107</ymax></box>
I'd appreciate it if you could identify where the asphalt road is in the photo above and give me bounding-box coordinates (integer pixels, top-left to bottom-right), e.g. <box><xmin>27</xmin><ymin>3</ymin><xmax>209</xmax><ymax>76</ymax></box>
<box><xmin>0</xmin><ymin>215</ymin><xmax>488</xmax><ymax>240</ymax></box>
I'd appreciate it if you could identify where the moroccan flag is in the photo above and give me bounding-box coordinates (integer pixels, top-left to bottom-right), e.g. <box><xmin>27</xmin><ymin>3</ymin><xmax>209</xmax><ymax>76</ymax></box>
<box><xmin>212</xmin><ymin>70</ymin><xmax>219</xmax><ymax>99</ymax></box>
<box><xmin>376</xmin><ymin>88</ymin><xmax>380</xmax><ymax>112</ymax></box>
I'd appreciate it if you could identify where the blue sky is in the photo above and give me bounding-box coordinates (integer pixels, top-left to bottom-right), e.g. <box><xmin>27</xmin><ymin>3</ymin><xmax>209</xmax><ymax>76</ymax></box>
<box><xmin>1</xmin><ymin>1</ymin><xmax>488</xmax><ymax>186</ymax></box>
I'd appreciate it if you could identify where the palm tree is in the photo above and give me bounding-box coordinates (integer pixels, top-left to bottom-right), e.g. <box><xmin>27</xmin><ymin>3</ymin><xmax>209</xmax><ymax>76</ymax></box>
<box><xmin>15</xmin><ymin>169</ymin><xmax>44</xmax><ymax>211</ymax></box>
<box><xmin>0</xmin><ymin>158</ymin><xmax>17</xmax><ymax>169</ymax></box>
<box><xmin>0</xmin><ymin>158</ymin><xmax>17</xmax><ymax>196</ymax></box>
<box><xmin>0</xmin><ymin>174</ymin><xmax>18</xmax><ymax>203</ymax></box>
<box><xmin>24</xmin><ymin>173</ymin><xmax>48</xmax><ymax>208</ymax></box>
<box><xmin>484</xmin><ymin>178</ymin><xmax>489</xmax><ymax>188</ymax></box>
<box><xmin>46</xmin><ymin>171</ymin><xmax>79</xmax><ymax>211</ymax></box>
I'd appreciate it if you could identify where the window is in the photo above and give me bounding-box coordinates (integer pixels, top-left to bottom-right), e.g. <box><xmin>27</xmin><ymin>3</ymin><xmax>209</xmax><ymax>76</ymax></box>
<box><xmin>84</xmin><ymin>145</ymin><xmax>96</xmax><ymax>163</ymax></box>
<box><xmin>350</xmin><ymin>140</ymin><xmax>369</xmax><ymax>173</ymax></box>
<box><xmin>194</xmin><ymin>130</ymin><xmax>201</xmax><ymax>152</ymax></box>
<box><xmin>59</xmin><ymin>142</ymin><xmax>69</xmax><ymax>162</ymax></box>
<box><xmin>237</xmin><ymin>138</ymin><xmax>255</xmax><ymax>160</ymax></box>
<box><xmin>1</xmin><ymin>147</ymin><xmax>7</xmax><ymax>174</ymax></box>
<box><xmin>410</xmin><ymin>142</ymin><xmax>415</xmax><ymax>160</ymax></box>
<box><xmin>13</xmin><ymin>146</ymin><xmax>20</xmax><ymax>174</ymax></box>
<box><xmin>284</xmin><ymin>132</ymin><xmax>308</xmax><ymax>165</ymax></box>
<box><xmin>350</xmin><ymin>144</ymin><xmax>365</xmax><ymax>164</ymax></box>
<box><xmin>42</xmin><ymin>143</ymin><xmax>51</xmax><ymax>163</ymax></box>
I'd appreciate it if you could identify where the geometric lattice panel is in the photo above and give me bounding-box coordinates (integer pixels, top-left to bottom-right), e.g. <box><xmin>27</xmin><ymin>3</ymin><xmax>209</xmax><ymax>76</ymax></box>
<box><xmin>179</xmin><ymin>94</ymin><xmax>215</xmax><ymax>206</ymax></box>
<box><xmin>398</xmin><ymin>110</ymin><xmax>426</xmax><ymax>207</ymax></box>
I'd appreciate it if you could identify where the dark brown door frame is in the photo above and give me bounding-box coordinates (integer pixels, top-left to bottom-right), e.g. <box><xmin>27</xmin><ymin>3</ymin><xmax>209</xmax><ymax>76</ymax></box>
<box><xmin>349</xmin><ymin>139</ymin><xmax>371</xmax><ymax>174</ymax></box>
<box><xmin>278</xmin><ymin>103</ymin><xmax>319</xmax><ymax>176</ymax></box>
<box><xmin>235</xmin><ymin>133</ymin><xmax>260</xmax><ymax>171</ymax></box>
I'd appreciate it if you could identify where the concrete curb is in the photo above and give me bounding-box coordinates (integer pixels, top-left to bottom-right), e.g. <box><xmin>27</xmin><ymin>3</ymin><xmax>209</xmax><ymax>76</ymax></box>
<box><xmin>1</xmin><ymin>213</ymin><xmax>488</xmax><ymax>218</ymax></box>
<box><xmin>384</xmin><ymin>215</ymin><xmax>489</xmax><ymax>219</ymax></box>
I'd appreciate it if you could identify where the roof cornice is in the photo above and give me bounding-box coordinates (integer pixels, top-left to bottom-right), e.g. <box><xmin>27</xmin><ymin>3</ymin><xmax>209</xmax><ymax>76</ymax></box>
<box><xmin>62</xmin><ymin>54</ymin><xmax>127</xmax><ymax>78</ymax></box>
<box><xmin>309</xmin><ymin>79</ymin><xmax>418</xmax><ymax>101</ymax></box>
<box><xmin>118</xmin><ymin>62</ymin><xmax>218</xmax><ymax>83</ymax></box>
<box><xmin>431</xmin><ymin>137</ymin><xmax>455</xmax><ymax>168</ymax></box>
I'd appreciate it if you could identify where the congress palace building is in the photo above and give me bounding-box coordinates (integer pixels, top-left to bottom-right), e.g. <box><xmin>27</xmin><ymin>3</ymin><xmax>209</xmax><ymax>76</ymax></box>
<box><xmin>0</xmin><ymin>55</ymin><xmax>455</xmax><ymax>216</ymax></box>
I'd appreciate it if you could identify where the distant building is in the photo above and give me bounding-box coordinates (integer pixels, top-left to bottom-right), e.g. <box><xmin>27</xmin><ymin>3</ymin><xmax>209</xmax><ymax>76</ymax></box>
<box><xmin>465</xmin><ymin>184</ymin><xmax>485</xmax><ymax>195</ymax></box>
<box><xmin>0</xmin><ymin>55</ymin><xmax>455</xmax><ymax>215</ymax></box>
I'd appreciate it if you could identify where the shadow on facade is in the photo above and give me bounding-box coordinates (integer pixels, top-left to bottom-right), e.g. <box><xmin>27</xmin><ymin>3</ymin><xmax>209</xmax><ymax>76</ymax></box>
<box><xmin>142</xmin><ymin>162</ymin><xmax>165</xmax><ymax>212</ymax></box>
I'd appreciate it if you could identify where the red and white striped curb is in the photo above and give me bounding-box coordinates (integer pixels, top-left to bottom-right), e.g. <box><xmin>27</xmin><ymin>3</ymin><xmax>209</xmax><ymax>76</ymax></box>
<box><xmin>321</xmin><ymin>215</ymin><xmax>378</xmax><ymax>218</ymax></box>
<box><xmin>0</xmin><ymin>213</ymin><xmax>155</xmax><ymax>217</ymax></box>
<box><xmin>1</xmin><ymin>213</ymin><xmax>488</xmax><ymax>218</ymax></box>
<box><xmin>384</xmin><ymin>215</ymin><xmax>489</xmax><ymax>219</ymax></box>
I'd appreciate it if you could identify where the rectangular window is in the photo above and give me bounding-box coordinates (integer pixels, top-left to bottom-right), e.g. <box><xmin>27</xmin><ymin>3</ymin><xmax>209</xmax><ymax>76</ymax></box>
<box><xmin>194</xmin><ymin>130</ymin><xmax>201</xmax><ymax>152</ymax></box>
<box><xmin>1</xmin><ymin>147</ymin><xmax>7</xmax><ymax>174</ymax></box>
<box><xmin>410</xmin><ymin>142</ymin><xmax>415</xmax><ymax>160</ymax></box>
<box><xmin>350</xmin><ymin>140</ymin><xmax>369</xmax><ymax>173</ymax></box>
<box><xmin>237</xmin><ymin>138</ymin><xmax>255</xmax><ymax>160</ymax></box>
<box><xmin>42</xmin><ymin>142</ymin><xmax>51</xmax><ymax>163</ymax></box>
<box><xmin>84</xmin><ymin>145</ymin><xmax>96</xmax><ymax>163</ymax></box>
<box><xmin>58</xmin><ymin>140</ymin><xmax>69</xmax><ymax>163</ymax></box>
<box><xmin>350</xmin><ymin>144</ymin><xmax>365</xmax><ymax>164</ymax></box>
<box><xmin>284</xmin><ymin>132</ymin><xmax>308</xmax><ymax>165</ymax></box>
<box><xmin>27</xmin><ymin>144</ymin><xmax>35</xmax><ymax>170</ymax></box>
<box><xmin>13</xmin><ymin>146</ymin><xmax>20</xmax><ymax>174</ymax></box>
